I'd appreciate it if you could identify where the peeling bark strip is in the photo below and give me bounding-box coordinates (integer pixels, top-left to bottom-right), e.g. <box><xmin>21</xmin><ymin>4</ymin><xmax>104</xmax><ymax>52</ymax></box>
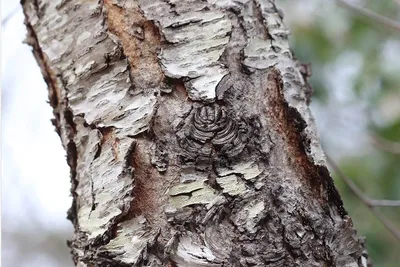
<box><xmin>23</xmin><ymin>0</ymin><xmax>371</xmax><ymax>267</ymax></box>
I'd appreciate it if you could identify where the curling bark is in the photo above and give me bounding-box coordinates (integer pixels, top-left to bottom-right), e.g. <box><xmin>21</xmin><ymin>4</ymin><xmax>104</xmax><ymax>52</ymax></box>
<box><xmin>22</xmin><ymin>0</ymin><xmax>371</xmax><ymax>266</ymax></box>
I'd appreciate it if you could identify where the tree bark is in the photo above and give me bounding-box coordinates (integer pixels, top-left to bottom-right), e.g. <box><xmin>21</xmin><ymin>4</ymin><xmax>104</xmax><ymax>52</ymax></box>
<box><xmin>22</xmin><ymin>0</ymin><xmax>371</xmax><ymax>266</ymax></box>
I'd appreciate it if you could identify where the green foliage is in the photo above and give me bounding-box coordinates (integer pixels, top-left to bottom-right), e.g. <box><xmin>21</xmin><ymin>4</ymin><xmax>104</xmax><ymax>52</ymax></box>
<box><xmin>374</xmin><ymin>120</ymin><xmax>400</xmax><ymax>142</ymax></box>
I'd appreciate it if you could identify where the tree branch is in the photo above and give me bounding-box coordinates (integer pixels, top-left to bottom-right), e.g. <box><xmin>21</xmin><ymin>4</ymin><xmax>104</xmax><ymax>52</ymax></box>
<box><xmin>337</xmin><ymin>0</ymin><xmax>400</xmax><ymax>32</ymax></box>
<box><xmin>370</xmin><ymin>134</ymin><xmax>400</xmax><ymax>155</ymax></box>
<box><xmin>368</xmin><ymin>199</ymin><xmax>400</xmax><ymax>207</ymax></box>
<box><xmin>326</xmin><ymin>155</ymin><xmax>400</xmax><ymax>242</ymax></box>
<box><xmin>2</xmin><ymin>6</ymin><xmax>20</xmax><ymax>26</ymax></box>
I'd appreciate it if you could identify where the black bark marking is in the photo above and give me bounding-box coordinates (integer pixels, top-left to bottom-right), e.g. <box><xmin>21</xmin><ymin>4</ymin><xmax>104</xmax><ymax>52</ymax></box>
<box><xmin>66</xmin><ymin>141</ymin><xmax>78</xmax><ymax>225</ymax></box>
<box><xmin>178</xmin><ymin>104</ymin><xmax>249</xmax><ymax>163</ymax></box>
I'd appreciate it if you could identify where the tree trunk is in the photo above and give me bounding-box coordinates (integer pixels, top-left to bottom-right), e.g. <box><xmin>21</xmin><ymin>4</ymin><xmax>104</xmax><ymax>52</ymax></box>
<box><xmin>22</xmin><ymin>0</ymin><xmax>371</xmax><ymax>266</ymax></box>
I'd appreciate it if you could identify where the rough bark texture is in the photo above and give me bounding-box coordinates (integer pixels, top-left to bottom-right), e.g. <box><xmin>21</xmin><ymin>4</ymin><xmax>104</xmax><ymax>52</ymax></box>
<box><xmin>22</xmin><ymin>0</ymin><xmax>371</xmax><ymax>266</ymax></box>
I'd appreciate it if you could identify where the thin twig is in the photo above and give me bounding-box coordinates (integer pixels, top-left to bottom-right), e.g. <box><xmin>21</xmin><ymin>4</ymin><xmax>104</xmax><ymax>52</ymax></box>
<box><xmin>370</xmin><ymin>134</ymin><xmax>400</xmax><ymax>155</ymax></box>
<box><xmin>369</xmin><ymin>199</ymin><xmax>400</xmax><ymax>207</ymax></box>
<box><xmin>2</xmin><ymin>6</ymin><xmax>21</xmax><ymax>26</ymax></box>
<box><xmin>326</xmin><ymin>155</ymin><xmax>400</xmax><ymax>242</ymax></box>
<box><xmin>337</xmin><ymin>0</ymin><xmax>400</xmax><ymax>32</ymax></box>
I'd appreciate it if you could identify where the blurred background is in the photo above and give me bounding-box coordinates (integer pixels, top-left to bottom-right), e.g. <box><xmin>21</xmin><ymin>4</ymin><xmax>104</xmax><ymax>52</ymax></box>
<box><xmin>2</xmin><ymin>0</ymin><xmax>399</xmax><ymax>266</ymax></box>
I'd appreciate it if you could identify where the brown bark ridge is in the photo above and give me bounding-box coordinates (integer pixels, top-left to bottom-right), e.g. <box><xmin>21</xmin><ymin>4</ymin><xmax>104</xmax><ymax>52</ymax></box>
<box><xmin>22</xmin><ymin>0</ymin><xmax>372</xmax><ymax>266</ymax></box>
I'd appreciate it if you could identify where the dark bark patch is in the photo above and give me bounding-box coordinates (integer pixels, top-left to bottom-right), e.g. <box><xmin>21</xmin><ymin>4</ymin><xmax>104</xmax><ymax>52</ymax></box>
<box><xmin>129</xmin><ymin>140</ymin><xmax>166</xmax><ymax>222</ymax></box>
<box><xmin>262</xmin><ymin>68</ymin><xmax>345</xmax><ymax>216</ymax></box>
<box><xmin>64</xmin><ymin>109</ymin><xmax>77</xmax><ymax>135</ymax></box>
<box><xmin>104</xmin><ymin>0</ymin><xmax>165</xmax><ymax>90</ymax></box>
<box><xmin>66</xmin><ymin>141</ymin><xmax>78</xmax><ymax>226</ymax></box>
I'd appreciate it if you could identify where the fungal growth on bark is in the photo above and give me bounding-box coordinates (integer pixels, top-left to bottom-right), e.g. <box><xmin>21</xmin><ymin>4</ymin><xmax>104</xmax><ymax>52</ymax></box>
<box><xmin>22</xmin><ymin>0</ymin><xmax>371</xmax><ymax>266</ymax></box>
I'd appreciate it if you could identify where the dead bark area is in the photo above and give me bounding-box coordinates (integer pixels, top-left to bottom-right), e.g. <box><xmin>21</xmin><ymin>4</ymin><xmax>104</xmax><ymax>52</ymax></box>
<box><xmin>22</xmin><ymin>0</ymin><xmax>371</xmax><ymax>266</ymax></box>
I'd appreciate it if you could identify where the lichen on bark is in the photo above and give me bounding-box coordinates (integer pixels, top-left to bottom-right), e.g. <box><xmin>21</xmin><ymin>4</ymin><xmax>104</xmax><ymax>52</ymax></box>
<box><xmin>22</xmin><ymin>0</ymin><xmax>372</xmax><ymax>266</ymax></box>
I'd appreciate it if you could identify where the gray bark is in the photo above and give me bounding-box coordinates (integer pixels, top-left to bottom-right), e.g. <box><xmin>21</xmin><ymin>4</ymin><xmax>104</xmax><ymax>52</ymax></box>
<box><xmin>22</xmin><ymin>0</ymin><xmax>371</xmax><ymax>266</ymax></box>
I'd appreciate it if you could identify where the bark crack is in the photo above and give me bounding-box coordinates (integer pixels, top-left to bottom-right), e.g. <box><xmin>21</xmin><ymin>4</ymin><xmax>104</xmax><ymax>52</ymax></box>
<box><xmin>252</xmin><ymin>0</ymin><xmax>270</xmax><ymax>40</ymax></box>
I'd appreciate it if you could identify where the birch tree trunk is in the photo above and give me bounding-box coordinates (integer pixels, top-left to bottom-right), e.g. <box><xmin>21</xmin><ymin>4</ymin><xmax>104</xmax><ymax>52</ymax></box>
<box><xmin>22</xmin><ymin>0</ymin><xmax>372</xmax><ymax>266</ymax></box>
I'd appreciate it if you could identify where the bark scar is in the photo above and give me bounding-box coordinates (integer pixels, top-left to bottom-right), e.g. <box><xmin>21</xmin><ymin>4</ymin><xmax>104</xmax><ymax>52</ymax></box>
<box><xmin>263</xmin><ymin>67</ymin><xmax>346</xmax><ymax>216</ymax></box>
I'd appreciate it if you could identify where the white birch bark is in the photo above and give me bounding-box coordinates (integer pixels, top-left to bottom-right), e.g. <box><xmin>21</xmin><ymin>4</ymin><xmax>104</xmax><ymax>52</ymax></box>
<box><xmin>22</xmin><ymin>0</ymin><xmax>372</xmax><ymax>266</ymax></box>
